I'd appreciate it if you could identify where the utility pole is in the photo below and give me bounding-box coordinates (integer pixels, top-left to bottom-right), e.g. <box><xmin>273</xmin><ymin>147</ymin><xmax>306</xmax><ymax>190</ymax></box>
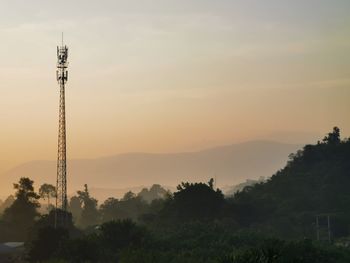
<box><xmin>327</xmin><ymin>215</ymin><xmax>331</xmax><ymax>243</ymax></box>
<box><xmin>316</xmin><ymin>215</ymin><xmax>320</xmax><ymax>241</ymax></box>
<box><xmin>316</xmin><ymin>214</ymin><xmax>332</xmax><ymax>243</ymax></box>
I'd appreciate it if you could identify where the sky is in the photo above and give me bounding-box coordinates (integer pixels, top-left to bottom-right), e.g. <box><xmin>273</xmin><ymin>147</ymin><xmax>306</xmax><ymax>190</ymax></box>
<box><xmin>0</xmin><ymin>0</ymin><xmax>349</xmax><ymax>171</ymax></box>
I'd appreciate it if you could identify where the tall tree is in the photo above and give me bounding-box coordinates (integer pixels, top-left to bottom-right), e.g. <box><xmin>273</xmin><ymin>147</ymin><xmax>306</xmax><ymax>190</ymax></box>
<box><xmin>39</xmin><ymin>183</ymin><xmax>56</xmax><ymax>211</ymax></box>
<box><xmin>2</xmin><ymin>177</ymin><xmax>40</xmax><ymax>240</ymax></box>
<box><xmin>77</xmin><ymin>184</ymin><xmax>99</xmax><ymax>228</ymax></box>
<box><xmin>68</xmin><ymin>196</ymin><xmax>83</xmax><ymax>224</ymax></box>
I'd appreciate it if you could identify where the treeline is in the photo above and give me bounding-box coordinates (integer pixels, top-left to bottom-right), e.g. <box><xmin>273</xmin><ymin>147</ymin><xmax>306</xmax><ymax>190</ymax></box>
<box><xmin>69</xmin><ymin>183</ymin><xmax>168</xmax><ymax>228</ymax></box>
<box><xmin>0</xmin><ymin>127</ymin><xmax>350</xmax><ymax>262</ymax></box>
<box><xmin>0</xmin><ymin>182</ymin><xmax>168</xmax><ymax>241</ymax></box>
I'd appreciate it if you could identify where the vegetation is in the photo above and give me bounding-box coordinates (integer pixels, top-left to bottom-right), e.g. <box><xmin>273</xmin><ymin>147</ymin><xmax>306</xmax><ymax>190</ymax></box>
<box><xmin>100</xmin><ymin>192</ymin><xmax>148</xmax><ymax>223</ymax></box>
<box><xmin>0</xmin><ymin>177</ymin><xmax>40</xmax><ymax>241</ymax></box>
<box><xmin>227</xmin><ymin>127</ymin><xmax>350</xmax><ymax>238</ymax></box>
<box><xmin>137</xmin><ymin>184</ymin><xmax>168</xmax><ymax>203</ymax></box>
<box><xmin>155</xmin><ymin>178</ymin><xmax>225</xmax><ymax>224</ymax></box>
<box><xmin>222</xmin><ymin>239</ymin><xmax>350</xmax><ymax>263</ymax></box>
<box><xmin>39</xmin><ymin>183</ymin><xmax>56</xmax><ymax>212</ymax></box>
<box><xmin>76</xmin><ymin>184</ymin><xmax>100</xmax><ymax>228</ymax></box>
<box><xmin>225</xmin><ymin>177</ymin><xmax>265</xmax><ymax>196</ymax></box>
<box><xmin>1</xmin><ymin>127</ymin><xmax>350</xmax><ymax>262</ymax></box>
<box><xmin>0</xmin><ymin>194</ymin><xmax>15</xmax><ymax>214</ymax></box>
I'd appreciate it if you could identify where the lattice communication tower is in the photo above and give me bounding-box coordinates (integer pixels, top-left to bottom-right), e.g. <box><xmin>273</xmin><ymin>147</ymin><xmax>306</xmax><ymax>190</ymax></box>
<box><xmin>55</xmin><ymin>38</ymin><xmax>69</xmax><ymax>227</ymax></box>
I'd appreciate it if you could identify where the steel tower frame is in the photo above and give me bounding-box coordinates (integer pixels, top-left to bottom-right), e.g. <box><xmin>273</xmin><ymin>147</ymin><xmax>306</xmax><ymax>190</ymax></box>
<box><xmin>55</xmin><ymin>39</ymin><xmax>69</xmax><ymax>227</ymax></box>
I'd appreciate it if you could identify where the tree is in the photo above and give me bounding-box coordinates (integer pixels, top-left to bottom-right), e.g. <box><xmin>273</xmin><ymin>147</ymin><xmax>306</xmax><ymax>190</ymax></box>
<box><xmin>100</xmin><ymin>194</ymin><xmax>148</xmax><ymax>223</ymax></box>
<box><xmin>39</xmin><ymin>183</ymin><xmax>56</xmax><ymax>211</ymax></box>
<box><xmin>323</xmin><ymin>126</ymin><xmax>341</xmax><ymax>144</ymax></box>
<box><xmin>77</xmin><ymin>184</ymin><xmax>99</xmax><ymax>228</ymax></box>
<box><xmin>100</xmin><ymin>197</ymin><xmax>121</xmax><ymax>222</ymax></box>
<box><xmin>2</xmin><ymin>177</ymin><xmax>40</xmax><ymax>240</ymax></box>
<box><xmin>162</xmin><ymin>179</ymin><xmax>225</xmax><ymax>222</ymax></box>
<box><xmin>137</xmin><ymin>184</ymin><xmax>168</xmax><ymax>203</ymax></box>
<box><xmin>122</xmin><ymin>191</ymin><xmax>136</xmax><ymax>201</ymax></box>
<box><xmin>69</xmin><ymin>196</ymin><xmax>83</xmax><ymax>223</ymax></box>
<box><xmin>0</xmin><ymin>195</ymin><xmax>15</xmax><ymax>214</ymax></box>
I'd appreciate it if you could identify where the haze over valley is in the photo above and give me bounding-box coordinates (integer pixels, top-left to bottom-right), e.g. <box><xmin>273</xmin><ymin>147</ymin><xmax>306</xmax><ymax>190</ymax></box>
<box><xmin>1</xmin><ymin>140</ymin><xmax>300</xmax><ymax>200</ymax></box>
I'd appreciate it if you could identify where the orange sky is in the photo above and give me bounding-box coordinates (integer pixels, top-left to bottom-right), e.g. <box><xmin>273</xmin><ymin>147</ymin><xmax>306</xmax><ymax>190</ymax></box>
<box><xmin>0</xmin><ymin>0</ymin><xmax>349</xmax><ymax>173</ymax></box>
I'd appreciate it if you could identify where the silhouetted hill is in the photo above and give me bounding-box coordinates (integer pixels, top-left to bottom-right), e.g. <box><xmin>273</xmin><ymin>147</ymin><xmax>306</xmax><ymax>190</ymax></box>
<box><xmin>230</xmin><ymin>130</ymin><xmax>350</xmax><ymax>238</ymax></box>
<box><xmin>0</xmin><ymin>140</ymin><xmax>301</xmax><ymax>199</ymax></box>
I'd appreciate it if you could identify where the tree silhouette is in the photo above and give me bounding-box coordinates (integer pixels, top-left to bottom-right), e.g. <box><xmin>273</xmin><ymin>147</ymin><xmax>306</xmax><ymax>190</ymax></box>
<box><xmin>69</xmin><ymin>196</ymin><xmax>83</xmax><ymax>223</ymax></box>
<box><xmin>137</xmin><ymin>184</ymin><xmax>167</xmax><ymax>203</ymax></box>
<box><xmin>2</xmin><ymin>177</ymin><xmax>40</xmax><ymax>240</ymax></box>
<box><xmin>77</xmin><ymin>184</ymin><xmax>99</xmax><ymax>228</ymax></box>
<box><xmin>323</xmin><ymin>126</ymin><xmax>341</xmax><ymax>144</ymax></box>
<box><xmin>164</xmin><ymin>178</ymin><xmax>224</xmax><ymax>222</ymax></box>
<box><xmin>100</xmin><ymin>194</ymin><xmax>148</xmax><ymax>223</ymax></box>
<box><xmin>122</xmin><ymin>191</ymin><xmax>136</xmax><ymax>201</ymax></box>
<box><xmin>39</xmin><ymin>183</ymin><xmax>56</xmax><ymax>211</ymax></box>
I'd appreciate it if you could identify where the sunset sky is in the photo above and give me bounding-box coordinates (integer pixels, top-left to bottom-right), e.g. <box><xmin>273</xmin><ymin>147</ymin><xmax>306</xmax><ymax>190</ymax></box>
<box><xmin>0</xmin><ymin>0</ymin><xmax>349</xmax><ymax>171</ymax></box>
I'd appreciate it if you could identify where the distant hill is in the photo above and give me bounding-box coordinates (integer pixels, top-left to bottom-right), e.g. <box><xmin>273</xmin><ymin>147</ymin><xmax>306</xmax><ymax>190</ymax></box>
<box><xmin>224</xmin><ymin>177</ymin><xmax>266</xmax><ymax>196</ymax></box>
<box><xmin>0</xmin><ymin>140</ymin><xmax>301</xmax><ymax>200</ymax></box>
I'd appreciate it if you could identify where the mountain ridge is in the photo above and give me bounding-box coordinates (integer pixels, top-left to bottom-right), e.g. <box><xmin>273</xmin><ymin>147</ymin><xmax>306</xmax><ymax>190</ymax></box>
<box><xmin>0</xmin><ymin>140</ymin><xmax>302</xmax><ymax>200</ymax></box>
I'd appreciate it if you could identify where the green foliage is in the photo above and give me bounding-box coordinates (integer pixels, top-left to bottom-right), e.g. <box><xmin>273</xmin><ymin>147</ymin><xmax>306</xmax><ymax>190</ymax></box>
<box><xmin>26</xmin><ymin>219</ymin><xmax>350</xmax><ymax>263</ymax></box>
<box><xmin>222</xmin><ymin>239</ymin><xmax>350</xmax><ymax>263</ymax></box>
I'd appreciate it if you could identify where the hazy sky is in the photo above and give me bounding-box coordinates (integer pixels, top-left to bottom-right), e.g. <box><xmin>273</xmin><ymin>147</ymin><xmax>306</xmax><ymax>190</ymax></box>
<box><xmin>0</xmin><ymin>0</ymin><xmax>349</xmax><ymax>170</ymax></box>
